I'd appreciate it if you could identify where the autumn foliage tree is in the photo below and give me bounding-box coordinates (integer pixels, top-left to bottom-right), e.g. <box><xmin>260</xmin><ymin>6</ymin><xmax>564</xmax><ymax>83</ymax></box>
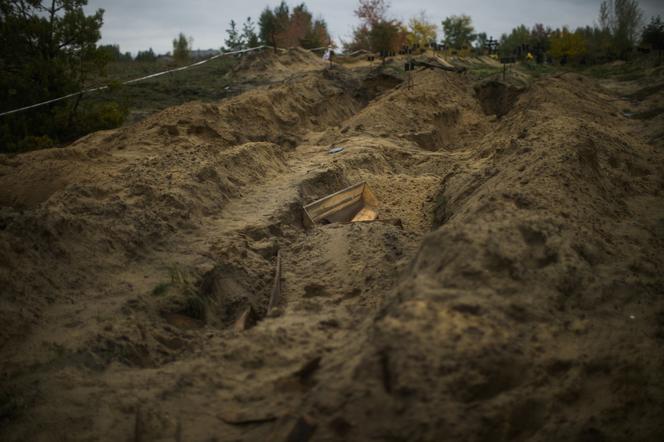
<box><xmin>549</xmin><ymin>27</ymin><xmax>588</xmax><ymax>61</ymax></box>
<box><xmin>346</xmin><ymin>0</ymin><xmax>402</xmax><ymax>54</ymax></box>
<box><xmin>355</xmin><ymin>0</ymin><xmax>388</xmax><ymax>26</ymax></box>
<box><xmin>369</xmin><ymin>19</ymin><xmax>401</xmax><ymax>55</ymax></box>
<box><xmin>408</xmin><ymin>13</ymin><xmax>437</xmax><ymax>47</ymax></box>
<box><xmin>258</xmin><ymin>2</ymin><xmax>331</xmax><ymax>51</ymax></box>
<box><xmin>497</xmin><ymin>0</ymin><xmax>650</xmax><ymax>63</ymax></box>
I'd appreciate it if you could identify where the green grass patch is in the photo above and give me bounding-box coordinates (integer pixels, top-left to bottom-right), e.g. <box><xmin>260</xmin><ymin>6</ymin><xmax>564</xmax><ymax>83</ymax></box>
<box><xmin>580</xmin><ymin>57</ymin><xmax>664</xmax><ymax>81</ymax></box>
<box><xmin>85</xmin><ymin>56</ymin><xmax>238</xmax><ymax>124</ymax></box>
<box><xmin>151</xmin><ymin>282</ymin><xmax>171</xmax><ymax>296</ymax></box>
<box><xmin>467</xmin><ymin>65</ymin><xmax>503</xmax><ymax>79</ymax></box>
<box><xmin>518</xmin><ymin>62</ymin><xmax>557</xmax><ymax>78</ymax></box>
<box><xmin>154</xmin><ymin>265</ymin><xmax>210</xmax><ymax>322</ymax></box>
<box><xmin>183</xmin><ymin>295</ymin><xmax>207</xmax><ymax>321</ymax></box>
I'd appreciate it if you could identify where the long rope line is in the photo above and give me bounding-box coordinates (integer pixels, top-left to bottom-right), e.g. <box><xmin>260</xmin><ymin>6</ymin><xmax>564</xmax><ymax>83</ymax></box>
<box><xmin>0</xmin><ymin>45</ymin><xmax>274</xmax><ymax>117</ymax></box>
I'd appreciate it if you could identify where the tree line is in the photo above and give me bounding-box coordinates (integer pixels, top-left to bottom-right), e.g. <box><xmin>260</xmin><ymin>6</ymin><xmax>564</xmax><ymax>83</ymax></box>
<box><xmin>222</xmin><ymin>2</ymin><xmax>332</xmax><ymax>53</ymax></box>
<box><xmin>342</xmin><ymin>0</ymin><xmax>663</xmax><ymax>64</ymax></box>
<box><xmin>497</xmin><ymin>0</ymin><xmax>663</xmax><ymax>64</ymax></box>
<box><xmin>97</xmin><ymin>2</ymin><xmax>333</xmax><ymax>65</ymax></box>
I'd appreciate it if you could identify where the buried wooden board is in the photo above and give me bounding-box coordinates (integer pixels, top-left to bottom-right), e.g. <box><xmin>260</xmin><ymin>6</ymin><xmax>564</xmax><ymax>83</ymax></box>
<box><xmin>302</xmin><ymin>182</ymin><xmax>379</xmax><ymax>228</ymax></box>
<box><xmin>351</xmin><ymin>207</ymin><xmax>377</xmax><ymax>222</ymax></box>
<box><xmin>266</xmin><ymin>250</ymin><xmax>282</xmax><ymax>315</ymax></box>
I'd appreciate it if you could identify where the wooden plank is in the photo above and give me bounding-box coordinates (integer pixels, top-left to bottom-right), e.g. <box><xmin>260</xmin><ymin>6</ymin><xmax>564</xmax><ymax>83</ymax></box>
<box><xmin>233</xmin><ymin>305</ymin><xmax>257</xmax><ymax>332</ymax></box>
<box><xmin>303</xmin><ymin>182</ymin><xmax>365</xmax><ymax>223</ymax></box>
<box><xmin>351</xmin><ymin>207</ymin><xmax>377</xmax><ymax>222</ymax></box>
<box><xmin>302</xmin><ymin>182</ymin><xmax>380</xmax><ymax>226</ymax></box>
<box><xmin>267</xmin><ymin>250</ymin><xmax>282</xmax><ymax>315</ymax></box>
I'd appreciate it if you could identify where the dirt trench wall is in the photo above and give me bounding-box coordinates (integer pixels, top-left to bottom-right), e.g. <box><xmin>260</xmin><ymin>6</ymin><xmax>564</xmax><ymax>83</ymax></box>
<box><xmin>301</xmin><ymin>74</ymin><xmax>664</xmax><ymax>442</ymax></box>
<box><xmin>340</xmin><ymin>70</ymin><xmax>490</xmax><ymax>151</ymax></box>
<box><xmin>1</xmin><ymin>55</ymin><xmax>664</xmax><ymax>442</ymax></box>
<box><xmin>0</xmin><ymin>140</ymin><xmax>291</xmax><ymax>349</ymax></box>
<box><xmin>474</xmin><ymin>79</ymin><xmax>525</xmax><ymax>117</ymax></box>
<box><xmin>0</xmin><ymin>64</ymin><xmax>372</xmax><ymax>327</ymax></box>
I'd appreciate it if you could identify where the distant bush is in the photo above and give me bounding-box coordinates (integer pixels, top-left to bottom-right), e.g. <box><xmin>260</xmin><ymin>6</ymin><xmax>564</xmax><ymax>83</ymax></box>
<box><xmin>78</xmin><ymin>101</ymin><xmax>129</xmax><ymax>133</ymax></box>
<box><xmin>6</xmin><ymin>135</ymin><xmax>55</xmax><ymax>154</ymax></box>
<box><xmin>173</xmin><ymin>33</ymin><xmax>193</xmax><ymax>65</ymax></box>
<box><xmin>135</xmin><ymin>48</ymin><xmax>158</xmax><ymax>62</ymax></box>
<box><xmin>52</xmin><ymin>101</ymin><xmax>128</xmax><ymax>141</ymax></box>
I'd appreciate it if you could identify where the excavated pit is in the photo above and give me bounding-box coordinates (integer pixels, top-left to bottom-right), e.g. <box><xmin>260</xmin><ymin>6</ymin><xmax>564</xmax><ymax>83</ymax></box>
<box><xmin>302</xmin><ymin>182</ymin><xmax>379</xmax><ymax>227</ymax></box>
<box><xmin>1</xmin><ymin>57</ymin><xmax>663</xmax><ymax>442</ymax></box>
<box><xmin>474</xmin><ymin>79</ymin><xmax>525</xmax><ymax>117</ymax></box>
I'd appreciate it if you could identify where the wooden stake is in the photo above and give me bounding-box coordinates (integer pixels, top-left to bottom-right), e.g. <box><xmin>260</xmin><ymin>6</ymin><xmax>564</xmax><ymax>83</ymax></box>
<box><xmin>267</xmin><ymin>250</ymin><xmax>282</xmax><ymax>315</ymax></box>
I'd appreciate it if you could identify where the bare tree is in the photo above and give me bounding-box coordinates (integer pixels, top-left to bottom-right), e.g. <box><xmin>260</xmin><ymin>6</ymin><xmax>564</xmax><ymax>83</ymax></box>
<box><xmin>598</xmin><ymin>0</ymin><xmax>644</xmax><ymax>56</ymax></box>
<box><xmin>355</xmin><ymin>0</ymin><xmax>389</xmax><ymax>26</ymax></box>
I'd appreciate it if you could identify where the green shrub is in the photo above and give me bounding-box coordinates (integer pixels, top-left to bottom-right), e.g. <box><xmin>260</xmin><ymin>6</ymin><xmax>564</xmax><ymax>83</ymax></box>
<box><xmin>151</xmin><ymin>282</ymin><xmax>171</xmax><ymax>296</ymax></box>
<box><xmin>6</xmin><ymin>135</ymin><xmax>55</xmax><ymax>154</ymax></box>
<box><xmin>52</xmin><ymin>100</ymin><xmax>128</xmax><ymax>141</ymax></box>
<box><xmin>80</xmin><ymin>101</ymin><xmax>128</xmax><ymax>132</ymax></box>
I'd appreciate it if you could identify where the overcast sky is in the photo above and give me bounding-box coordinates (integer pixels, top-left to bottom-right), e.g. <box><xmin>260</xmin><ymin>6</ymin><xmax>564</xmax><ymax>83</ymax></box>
<box><xmin>85</xmin><ymin>0</ymin><xmax>664</xmax><ymax>55</ymax></box>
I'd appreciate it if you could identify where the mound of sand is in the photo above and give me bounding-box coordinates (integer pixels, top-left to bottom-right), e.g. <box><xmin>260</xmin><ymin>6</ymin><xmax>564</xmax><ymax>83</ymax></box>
<box><xmin>307</xmin><ymin>73</ymin><xmax>664</xmax><ymax>441</ymax></box>
<box><xmin>0</xmin><ymin>66</ymin><xmax>367</xmax><ymax>350</ymax></box>
<box><xmin>339</xmin><ymin>69</ymin><xmax>488</xmax><ymax>151</ymax></box>
<box><xmin>230</xmin><ymin>46</ymin><xmax>327</xmax><ymax>82</ymax></box>
<box><xmin>1</xmin><ymin>52</ymin><xmax>663</xmax><ymax>442</ymax></box>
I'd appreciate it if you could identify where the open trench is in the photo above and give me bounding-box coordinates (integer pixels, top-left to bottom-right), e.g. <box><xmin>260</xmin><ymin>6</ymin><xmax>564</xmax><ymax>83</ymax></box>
<box><xmin>0</xmin><ymin>64</ymin><xmax>504</xmax><ymax>440</ymax></box>
<box><xmin>120</xmin><ymin>68</ymin><xmax>488</xmax><ymax>441</ymax></box>
<box><xmin>6</xmin><ymin>62</ymin><xmax>662</xmax><ymax>442</ymax></box>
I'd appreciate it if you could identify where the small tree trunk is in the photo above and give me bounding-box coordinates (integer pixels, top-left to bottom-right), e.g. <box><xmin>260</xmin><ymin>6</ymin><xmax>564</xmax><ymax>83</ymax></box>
<box><xmin>67</xmin><ymin>92</ymin><xmax>83</xmax><ymax>133</ymax></box>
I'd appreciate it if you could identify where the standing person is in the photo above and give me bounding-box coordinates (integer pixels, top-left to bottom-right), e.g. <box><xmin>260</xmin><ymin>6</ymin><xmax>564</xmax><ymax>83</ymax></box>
<box><xmin>322</xmin><ymin>45</ymin><xmax>334</xmax><ymax>67</ymax></box>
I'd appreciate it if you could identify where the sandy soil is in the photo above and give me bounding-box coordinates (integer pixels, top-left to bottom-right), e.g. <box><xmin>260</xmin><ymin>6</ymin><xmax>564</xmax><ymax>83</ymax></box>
<box><xmin>1</xmin><ymin>51</ymin><xmax>663</xmax><ymax>441</ymax></box>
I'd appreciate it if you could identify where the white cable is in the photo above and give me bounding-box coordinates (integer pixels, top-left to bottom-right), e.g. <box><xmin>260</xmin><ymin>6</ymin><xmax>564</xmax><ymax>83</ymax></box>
<box><xmin>0</xmin><ymin>45</ymin><xmax>271</xmax><ymax>117</ymax></box>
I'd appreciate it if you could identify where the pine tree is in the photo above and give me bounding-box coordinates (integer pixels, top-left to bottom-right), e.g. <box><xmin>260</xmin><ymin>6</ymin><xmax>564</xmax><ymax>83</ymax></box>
<box><xmin>0</xmin><ymin>0</ymin><xmax>117</xmax><ymax>151</ymax></box>
<box><xmin>258</xmin><ymin>2</ymin><xmax>332</xmax><ymax>52</ymax></box>
<box><xmin>225</xmin><ymin>20</ymin><xmax>244</xmax><ymax>51</ymax></box>
<box><xmin>242</xmin><ymin>17</ymin><xmax>260</xmax><ymax>48</ymax></box>
<box><xmin>259</xmin><ymin>7</ymin><xmax>281</xmax><ymax>52</ymax></box>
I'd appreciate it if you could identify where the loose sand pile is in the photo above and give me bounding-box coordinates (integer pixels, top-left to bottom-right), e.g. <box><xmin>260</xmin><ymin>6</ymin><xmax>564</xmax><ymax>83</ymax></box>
<box><xmin>1</xmin><ymin>55</ymin><xmax>663</xmax><ymax>442</ymax></box>
<box><xmin>230</xmin><ymin>46</ymin><xmax>327</xmax><ymax>82</ymax></box>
